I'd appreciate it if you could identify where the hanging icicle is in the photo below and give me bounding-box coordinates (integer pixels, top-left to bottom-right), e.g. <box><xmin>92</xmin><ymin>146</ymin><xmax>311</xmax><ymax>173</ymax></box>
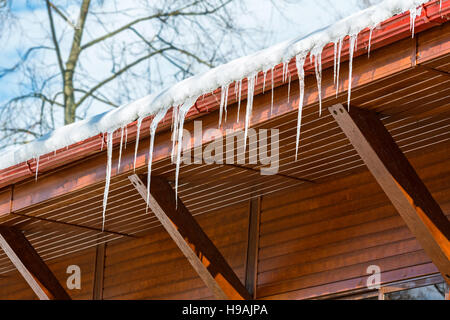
<box><xmin>409</xmin><ymin>6</ymin><xmax>422</xmax><ymax>38</ymax></box>
<box><xmin>133</xmin><ymin>117</ymin><xmax>143</xmax><ymax>171</ymax></box>
<box><xmin>333</xmin><ymin>40</ymin><xmax>338</xmax><ymax>85</ymax></box>
<box><xmin>174</xmin><ymin>96</ymin><xmax>200</xmax><ymax>202</ymax></box>
<box><xmin>171</xmin><ymin>105</ymin><xmax>180</xmax><ymax>163</ymax></box>
<box><xmin>145</xmin><ymin>108</ymin><xmax>169</xmax><ymax>211</ymax></box>
<box><xmin>262</xmin><ymin>70</ymin><xmax>267</xmax><ymax>94</ymax></box>
<box><xmin>336</xmin><ymin>37</ymin><xmax>343</xmax><ymax>97</ymax></box>
<box><xmin>311</xmin><ymin>47</ymin><xmax>324</xmax><ymax>115</ymax></box>
<box><xmin>117</xmin><ymin>126</ymin><xmax>124</xmax><ymax>172</ymax></box>
<box><xmin>102</xmin><ymin>130</ymin><xmax>114</xmax><ymax>231</ymax></box>
<box><xmin>368</xmin><ymin>27</ymin><xmax>375</xmax><ymax>58</ymax></box>
<box><xmin>271</xmin><ymin>66</ymin><xmax>275</xmax><ymax>114</ymax></box>
<box><xmin>347</xmin><ymin>33</ymin><xmax>358</xmax><ymax>110</ymax></box>
<box><xmin>237</xmin><ymin>79</ymin><xmax>242</xmax><ymax>122</ymax></box>
<box><xmin>287</xmin><ymin>74</ymin><xmax>292</xmax><ymax>103</ymax></box>
<box><xmin>101</xmin><ymin>132</ymin><xmax>105</xmax><ymax>151</ymax></box>
<box><xmin>244</xmin><ymin>73</ymin><xmax>257</xmax><ymax>153</ymax></box>
<box><xmin>218</xmin><ymin>84</ymin><xmax>230</xmax><ymax>127</ymax></box>
<box><xmin>35</xmin><ymin>156</ymin><xmax>40</xmax><ymax>181</ymax></box>
<box><xmin>124</xmin><ymin>126</ymin><xmax>128</xmax><ymax>149</ymax></box>
<box><xmin>295</xmin><ymin>53</ymin><xmax>307</xmax><ymax>161</ymax></box>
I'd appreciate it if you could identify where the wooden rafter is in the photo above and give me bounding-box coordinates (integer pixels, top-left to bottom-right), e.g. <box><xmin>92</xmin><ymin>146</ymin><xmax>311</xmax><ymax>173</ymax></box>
<box><xmin>329</xmin><ymin>104</ymin><xmax>450</xmax><ymax>284</ymax></box>
<box><xmin>128</xmin><ymin>174</ymin><xmax>251</xmax><ymax>300</ymax></box>
<box><xmin>0</xmin><ymin>225</ymin><xmax>71</xmax><ymax>300</ymax></box>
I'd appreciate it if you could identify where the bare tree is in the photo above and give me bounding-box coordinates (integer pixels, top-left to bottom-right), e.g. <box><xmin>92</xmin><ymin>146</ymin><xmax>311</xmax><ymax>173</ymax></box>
<box><xmin>0</xmin><ymin>0</ymin><xmax>382</xmax><ymax>149</ymax></box>
<box><xmin>0</xmin><ymin>0</ymin><xmax>258</xmax><ymax>148</ymax></box>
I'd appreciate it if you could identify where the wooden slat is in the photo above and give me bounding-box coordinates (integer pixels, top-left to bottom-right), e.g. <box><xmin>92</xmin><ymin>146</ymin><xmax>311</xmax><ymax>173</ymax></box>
<box><xmin>329</xmin><ymin>104</ymin><xmax>450</xmax><ymax>284</ymax></box>
<box><xmin>0</xmin><ymin>225</ymin><xmax>71</xmax><ymax>300</ymax></box>
<box><xmin>128</xmin><ymin>174</ymin><xmax>251</xmax><ymax>300</ymax></box>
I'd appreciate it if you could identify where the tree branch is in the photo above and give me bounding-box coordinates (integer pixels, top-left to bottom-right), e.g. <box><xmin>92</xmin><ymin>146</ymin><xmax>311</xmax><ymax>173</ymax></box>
<box><xmin>75</xmin><ymin>48</ymin><xmax>169</xmax><ymax>107</ymax></box>
<box><xmin>46</xmin><ymin>0</ymin><xmax>65</xmax><ymax>77</ymax></box>
<box><xmin>80</xmin><ymin>0</ymin><xmax>232</xmax><ymax>51</ymax></box>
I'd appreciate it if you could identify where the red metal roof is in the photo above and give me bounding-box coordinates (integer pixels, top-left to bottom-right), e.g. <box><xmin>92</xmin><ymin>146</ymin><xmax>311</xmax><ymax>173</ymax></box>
<box><xmin>0</xmin><ymin>0</ymin><xmax>448</xmax><ymax>190</ymax></box>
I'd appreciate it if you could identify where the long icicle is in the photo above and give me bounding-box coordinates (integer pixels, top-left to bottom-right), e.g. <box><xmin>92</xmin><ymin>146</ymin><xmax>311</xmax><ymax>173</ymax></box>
<box><xmin>312</xmin><ymin>49</ymin><xmax>323</xmax><ymax>116</ymax></box>
<box><xmin>237</xmin><ymin>79</ymin><xmax>242</xmax><ymax>122</ymax></box>
<box><xmin>133</xmin><ymin>117</ymin><xmax>143</xmax><ymax>171</ymax></box>
<box><xmin>218</xmin><ymin>84</ymin><xmax>229</xmax><ymax>127</ymax></box>
<box><xmin>368</xmin><ymin>27</ymin><xmax>374</xmax><ymax>58</ymax></box>
<box><xmin>102</xmin><ymin>130</ymin><xmax>114</xmax><ymax>231</ymax></box>
<box><xmin>35</xmin><ymin>156</ymin><xmax>40</xmax><ymax>181</ymax></box>
<box><xmin>174</xmin><ymin>96</ymin><xmax>200</xmax><ymax>203</ymax></box>
<box><xmin>145</xmin><ymin>108</ymin><xmax>169</xmax><ymax>211</ymax></box>
<box><xmin>287</xmin><ymin>74</ymin><xmax>291</xmax><ymax>103</ymax></box>
<box><xmin>347</xmin><ymin>34</ymin><xmax>358</xmax><ymax>110</ymax></box>
<box><xmin>262</xmin><ymin>70</ymin><xmax>267</xmax><ymax>93</ymax></box>
<box><xmin>244</xmin><ymin>74</ymin><xmax>257</xmax><ymax>153</ymax></box>
<box><xmin>271</xmin><ymin>67</ymin><xmax>274</xmax><ymax>114</ymax></box>
<box><xmin>295</xmin><ymin>53</ymin><xmax>307</xmax><ymax>161</ymax></box>
<box><xmin>117</xmin><ymin>126</ymin><xmax>124</xmax><ymax>172</ymax></box>
<box><xmin>124</xmin><ymin>126</ymin><xmax>128</xmax><ymax>149</ymax></box>
<box><xmin>333</xmin><ymin>40</ymin><xmax>338</xmax><ymax>85</ymax></box>
<box><xmin>171</xmin><ymin>105</ymin><xmax>179</xmax><ymax>163</ymax></box>
<box><xmin>336</xmin><ymin>37</ymin><xmax>343</xmax><ymax>97</ymax></box>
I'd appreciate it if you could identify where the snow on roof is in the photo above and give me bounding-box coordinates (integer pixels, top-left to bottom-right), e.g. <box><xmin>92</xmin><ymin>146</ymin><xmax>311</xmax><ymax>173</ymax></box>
<box><xmin>0</xmin><ymin>0</ymin><xmax>428</xmax><ymax>171</ymax></box>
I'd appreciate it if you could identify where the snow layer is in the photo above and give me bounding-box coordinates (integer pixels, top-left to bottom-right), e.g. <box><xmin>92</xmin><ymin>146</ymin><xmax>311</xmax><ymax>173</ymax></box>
<box><xmin>0</xmin><ymin>0</ymin><xmax>429</xmax><ymax>171</ymax></box>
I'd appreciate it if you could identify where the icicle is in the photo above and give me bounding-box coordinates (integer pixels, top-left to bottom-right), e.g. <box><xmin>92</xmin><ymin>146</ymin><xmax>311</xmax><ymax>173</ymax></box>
<box><xmin>174</xmin><ymin>96</ymin><xmax>200</xmax><ymax>202</ymax></box>
<box><xmin>409</xmin><ymin>6</ymin><xmax>422</xmax><ymax>38</ymax></box>
<box><xmin>237</xmin><ymin>79</ymin><xmax>242</xmax><ymax>122</ymax></box>
<box><xmin>312</xmin><ymin>49</ymin><xmax>323</xmax><ymax>115</ymax></box>
<box><xmin>282</xmin><ymin>61</ymin><xmax>289</xmax><ymax>82</ymax></box>
<box><xmin>117</xmin><ymin>127</ymin><xmax>124</xmax><ymax>172</ymax></box>
<box><xmin>271</xmin><ymin>67</ymin><xmax>274</xmax><ymax>114</ymax></box>
<box><xmin>287</xmin><ymin>74</ymin><xmax>291</xmax><ymax>103</ymax></box>
<box><xmin>124</xmin><ymin>126</ymin><xmax>128</xmax><ymax>149</ymax></box>
<box><xmin>440</xmin><ymin>0</ymin><xmax>443</xmax><ymax>13</ymax></box>
<box><xmin>347</xmin><ymin>34</ymin><xmax>358</xmax><ymax>110</ymax></box>
<box><xmin>133</xmin><ymin>117</ymin><xmax>143</xmax><ymax>171</ymax></box>
<box><xmin>102</xmin><ymin>131</ymin><xmax>113</xmax><ymax>231</ymax></box>
<box><xmin>336</xmin><ymin>37</ymin><xmax>343</xmax><ymax>97</ymax></box>
<box><xmin>35</xmin><ymin>156</ymin><xmax>39</xmax><ymax>181</ymax></box>
<box><xmin>295</xmin><ymin>53</ymin><xmax>307</xmax><ymax>161</ymax></box>
<box><xmin>368</xmin><ymin>27</ymin><xmax>374</xmax><ymax>58</ymax></box>
<box><xmin>235</xmin><ymin>80</ymin><xmax>239</xmax><ymax>100</ymax></box>
<box><xmin>101</xmin><ymin>132</ymin><xmax>105</xmax><ymax>151</ymax></box>
<box><xmin>243</xmin><ymin>73</ymin><xmax>257</xmax><ymax>152</ymax></box>
<box><xmin>171</xmin><ymin>105</ymin><xmax>180</xmax><ymax>163</ymax></box>
<box><xmin>145</xmin><ymin>108</ymin><xmax>169</xmax><ymax>211</ymax></box>
<box><xmin>333</xmin><ymin>40</ymin><xmax>338</xmax><ymax>85</ymax></box>
<box><xmin>218</xmin><ymin>84</ymin><xmax>229</xmax><ymax>127</ymax></box>
<box><xmin>262</xmin><ymin>70</ymin><xmax>267</xmax><ymax>93</ymax></box>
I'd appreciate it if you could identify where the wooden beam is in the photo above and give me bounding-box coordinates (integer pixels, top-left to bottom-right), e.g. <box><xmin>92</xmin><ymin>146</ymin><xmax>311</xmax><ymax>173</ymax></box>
<box><xmin>329</xmin><ymin>104</ymin><xmax>450</xmax><ymax>284</ymax></box>
<box><xmin>0</xmin><ymin>225</ymin><xmax>71</xmax><ymax>300</ymax></box>
<box><xmin>244</xmin><ymin>196</ymin><xmax>261</xmax><ymax>298</ymax></box>
<box><xmin>128</xmin><ymin>174</ymin><xmax>251</xmax><ymax>300</ymax></box>
<box><xmin>92</xmin><ymin>241</ymin><xmax>106</xmax><ymax>300</ymax></box>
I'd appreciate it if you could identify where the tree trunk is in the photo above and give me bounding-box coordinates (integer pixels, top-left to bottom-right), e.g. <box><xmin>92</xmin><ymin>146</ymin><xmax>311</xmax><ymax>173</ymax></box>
<box><xmin>63</xmin><ymin>0</ymin><xmax>91</xmax><ymax>125</ymax></box>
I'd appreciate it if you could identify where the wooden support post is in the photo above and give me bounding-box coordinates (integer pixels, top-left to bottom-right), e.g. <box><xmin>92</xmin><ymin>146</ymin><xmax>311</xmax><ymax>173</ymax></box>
<box><xmin>93</xmin><ymin>242</ymin><xmax>106</xmax><ymax>300</ymax></box>
<box><xmin>329</xmin><ymin>104</ymin><xmax>450</xmax><ymax>284</ymax></box>
<box><xmin>0</xmin><ymin>225</ymin><xmax>71</xmax><ymax>300</ymax></box>
<box><xmin>245</xmin><ymin>196</ymin><xmax>261</xmax><ymax>298</ymax></box>
<box><xmin>128</xmin><ymin>174</ymin><xmax>251</xmax><ymax>300</ymax></box>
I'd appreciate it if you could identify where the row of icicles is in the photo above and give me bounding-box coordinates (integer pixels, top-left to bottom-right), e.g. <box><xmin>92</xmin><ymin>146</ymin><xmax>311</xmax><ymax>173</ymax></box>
<box><xmin>30</xmin><ymin>7</ymin><xmax>424</xmax><ymax>231</ymax></box>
